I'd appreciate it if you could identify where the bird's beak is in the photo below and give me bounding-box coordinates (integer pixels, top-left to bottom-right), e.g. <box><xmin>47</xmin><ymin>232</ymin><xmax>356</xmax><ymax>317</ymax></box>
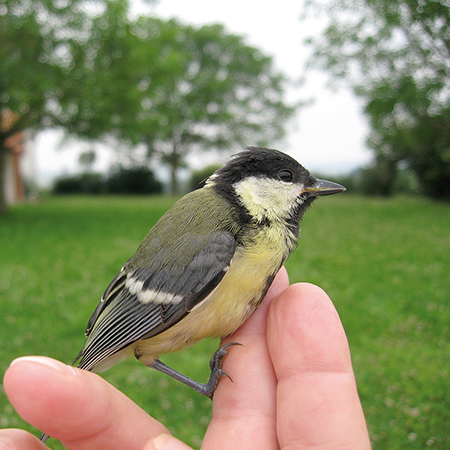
<box><xmin>304</xmin><ymin>179</ymin><xmax>346</xmax><ymax>197</ymax></box>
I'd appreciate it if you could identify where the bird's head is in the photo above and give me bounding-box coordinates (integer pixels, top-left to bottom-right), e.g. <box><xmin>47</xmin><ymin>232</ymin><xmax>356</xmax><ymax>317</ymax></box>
<box><xmin>207</xmin><ymin>146</ymin><xmax>345</xmax><ymax>225</ymax></box>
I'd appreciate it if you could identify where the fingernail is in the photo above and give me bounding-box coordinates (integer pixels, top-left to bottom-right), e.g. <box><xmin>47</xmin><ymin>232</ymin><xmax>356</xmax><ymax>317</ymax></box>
<box><xmin>10</xmin><ymin>356</ymin><xmax>76</xmax><ymax>375</ymax></box>
<box><xmin>152</xmin><ymin>433</ymin><xmax>191</xmax><ymax>450</ymax></box>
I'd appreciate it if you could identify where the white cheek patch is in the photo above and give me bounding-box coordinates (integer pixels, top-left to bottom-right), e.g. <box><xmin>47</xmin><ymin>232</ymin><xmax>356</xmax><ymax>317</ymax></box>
<box><xmin>234</xmin><ymin>177</ymin><xmax>304</xmax><ymax>222</ymax></box>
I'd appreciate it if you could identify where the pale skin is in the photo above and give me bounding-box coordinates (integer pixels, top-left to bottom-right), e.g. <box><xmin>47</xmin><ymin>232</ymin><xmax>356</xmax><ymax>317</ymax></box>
<box><xmin>1</xmin><ymin>268</ymin><xmax>371</xmax><ymax>450</ymax></box>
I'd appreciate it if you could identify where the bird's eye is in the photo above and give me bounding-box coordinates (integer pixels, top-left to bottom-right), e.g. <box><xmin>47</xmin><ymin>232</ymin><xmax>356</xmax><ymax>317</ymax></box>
<box><xmin>278</xmin><ymin>169</ymin><xmax>294</xmax><ymax>182</ymax></box>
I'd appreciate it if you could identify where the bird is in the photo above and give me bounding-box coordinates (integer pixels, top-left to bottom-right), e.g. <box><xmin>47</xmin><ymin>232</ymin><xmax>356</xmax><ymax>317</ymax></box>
<box><xmin>40</xmin><ymin>146</ymin><xmax>345</xmax><ymax>443</ymax></box>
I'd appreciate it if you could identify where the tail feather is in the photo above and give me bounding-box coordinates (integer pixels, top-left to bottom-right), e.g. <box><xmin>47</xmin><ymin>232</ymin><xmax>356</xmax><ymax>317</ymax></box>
<box><xmin>40</xmin><ymin>432</ymin><xmax>50</xmax><ymax>443</ymax></box>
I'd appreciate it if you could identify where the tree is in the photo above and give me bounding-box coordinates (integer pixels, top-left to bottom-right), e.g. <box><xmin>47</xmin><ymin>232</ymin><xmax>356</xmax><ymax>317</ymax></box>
<box><xmin>0</xmin><ymin>0</ymin><xmax>132</xmax><ymax>211</ymax></box>
<box><xmin>74</xmin><ymin>18</ymin><xmax>297</xmax><ymax>194</ymax></box>
<box><xmin>302</xmin><ymin>0</ymin><xmax>450</xmax><ymax>198</ymax></box>
<box><xmin>78</xmin><ymin>149</ymin><xmax>96</xmax><ymax>172</ymax></box>
<box><xmin>2</xmin><ymin>2</ymin><xmax>296</xmax><ymax>206</ymax></box>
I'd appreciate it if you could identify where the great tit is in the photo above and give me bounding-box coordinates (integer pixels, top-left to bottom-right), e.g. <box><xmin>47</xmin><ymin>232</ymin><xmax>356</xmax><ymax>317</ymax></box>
<box><xmin>40</xmin><ymin>147</ymin><xmax>345</xmax><ymax>443</ymax></box>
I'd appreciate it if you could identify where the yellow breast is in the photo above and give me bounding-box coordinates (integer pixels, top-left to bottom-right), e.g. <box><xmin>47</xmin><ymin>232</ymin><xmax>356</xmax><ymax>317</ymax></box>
<box><xmin>134</xmin><ymin>233</ymin><xmax>287</xmax><ymax>365</ymax></box>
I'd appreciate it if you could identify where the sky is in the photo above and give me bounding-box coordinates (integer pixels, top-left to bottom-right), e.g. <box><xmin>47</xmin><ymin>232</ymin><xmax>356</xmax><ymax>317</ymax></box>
<box><xmin>34</xmin><ymin>0</ymin><xmax>372</xmax><ymax>186</ymax></box>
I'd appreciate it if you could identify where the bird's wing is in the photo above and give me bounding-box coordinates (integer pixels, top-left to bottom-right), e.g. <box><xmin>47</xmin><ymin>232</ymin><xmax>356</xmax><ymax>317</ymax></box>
<box><xmin>75</xmin><ymin>230</ymin><xmax>236</xmax><ymax>371</ymax></box>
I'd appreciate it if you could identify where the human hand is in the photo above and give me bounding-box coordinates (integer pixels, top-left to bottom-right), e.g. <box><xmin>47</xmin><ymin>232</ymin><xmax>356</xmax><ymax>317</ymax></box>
<box><xmin>1</xmin><ymin>268</ymin><xmax>371</xmax><ymax>449</ymax></box>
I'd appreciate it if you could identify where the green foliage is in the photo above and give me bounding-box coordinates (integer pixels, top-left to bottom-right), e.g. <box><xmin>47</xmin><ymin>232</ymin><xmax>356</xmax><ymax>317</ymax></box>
<box><xmin>1</xmin><ymin>195</ymin><xmax>449</xmax><ymax>449</ymax></box>
<box><xmin>302</xmin><ymin>0</ymin><xmax>450</xmax><ymax>199</ymax></box>
<box><xmin>75</xmin><ymin>17</ymin><xmax>298</xmax><ymax>193</ymax></box>
<box><xmin>106</xmin><ymin>166</ymin><xmax>163</xmax><ymax>195</ymax></box>
<box><xmin>357</xmin><ymin>158</ymin><xmax>397</xmax><ymax>197</ymax></box>
<box><xmin>53</xmin><ymin>173</ymin><xmax>106</xmax><ymax>195</ymax></box>
<box><xmin>0</xmin><ymin>0</ymin><xmax>133</xmax><ymax>209</ymax></box>
<box><xmin>1</xmin><ymin>0</ymin><xmax>296</xmax><ymax>208</ymax></box>
<box><xmin>52</xmin><ymin>167</ymin><xmax>163</xmax><ymax>195</ymax></box>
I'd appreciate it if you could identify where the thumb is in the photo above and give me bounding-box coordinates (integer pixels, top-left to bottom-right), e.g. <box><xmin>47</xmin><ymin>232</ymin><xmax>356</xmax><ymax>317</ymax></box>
<box><xmin>4</xmin><ymin>356</ymin><xmax>167</xmax><ymax>450</ymax></box>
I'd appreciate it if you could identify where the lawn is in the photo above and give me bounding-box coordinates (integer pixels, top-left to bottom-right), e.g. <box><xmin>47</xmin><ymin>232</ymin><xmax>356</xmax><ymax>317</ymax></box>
<box><xmin>1</xmin><ymin>194</ymin><xmax>449</xmax><ymax>449</ymax></box>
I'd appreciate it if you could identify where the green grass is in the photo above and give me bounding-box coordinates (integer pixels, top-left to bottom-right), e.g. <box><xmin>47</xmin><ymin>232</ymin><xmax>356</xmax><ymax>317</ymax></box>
<box><xmin>1</xmin><ymin>194</ymin><xmax>449</xmax><ymax>449</ymax></box>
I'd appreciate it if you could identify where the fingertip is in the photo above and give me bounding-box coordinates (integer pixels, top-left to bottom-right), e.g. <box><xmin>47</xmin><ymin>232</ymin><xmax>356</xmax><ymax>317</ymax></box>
<box><xmin>268</xmin><ymin>282</ymin><xmax>351</xmax><ymax>376</ymax></box>
<box><xmin>8</xmin><ymin>356</ymin><xmax>76</xmax><ymax>376</ymax></box>
<box><xmin>282</xmin><ymin>281</ymin><xmax>331</xmax><ymax>305</ymax></box>
<box><xmin>4</xmin><ymin>357</ymin><xmax>78</xmax><ymax>428</ymax></box>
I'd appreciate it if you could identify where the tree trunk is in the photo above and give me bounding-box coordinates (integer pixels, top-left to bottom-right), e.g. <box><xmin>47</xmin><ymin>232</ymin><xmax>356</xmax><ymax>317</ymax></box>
<box><xmin>170</xmin><ymin>160</ymin><xmax>179</xmax><ymax>195</ymax></box>
<box><xmin>168</xmin><ymin>133</ymin><xmax>183</xmax><ymax>195</ymax></box>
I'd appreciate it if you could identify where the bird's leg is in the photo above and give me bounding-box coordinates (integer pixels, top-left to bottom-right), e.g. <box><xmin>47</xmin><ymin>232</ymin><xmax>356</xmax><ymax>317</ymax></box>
<box><xmin>149</xmin><ymin>342</ymin><xmax>242</xmax><ymax>399</ymax></box>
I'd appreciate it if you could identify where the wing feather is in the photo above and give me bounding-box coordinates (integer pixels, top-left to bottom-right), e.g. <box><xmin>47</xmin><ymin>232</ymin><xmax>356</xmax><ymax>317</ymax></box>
<box><xmin>76</xmin><ymin>230</ymin><xmax>236</xmax><ymax>371</ymax></box>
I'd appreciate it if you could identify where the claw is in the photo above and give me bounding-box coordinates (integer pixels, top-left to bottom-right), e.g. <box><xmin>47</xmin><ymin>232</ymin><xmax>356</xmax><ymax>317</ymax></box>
<box><xmin>209</xmin><ymin>342</ymin><xmax>242</xmax><ymax>370</ymax></box>
<box><xmin>218</xmin><ymin>368</ymin><xmax>232</xmax><ymax>382</ymax></box>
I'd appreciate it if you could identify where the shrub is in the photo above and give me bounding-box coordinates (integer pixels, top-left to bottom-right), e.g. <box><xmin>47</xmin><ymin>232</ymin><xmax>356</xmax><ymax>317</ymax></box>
<box><xmin>106</xmin><ymin>166</ymin><xmax>163</xmax><ymax>195</ymax></box>
<box><xmin>53</xmin><ymin>166</ymin><xmax>163</xmax><ymax>195</ymax></box>
<box><xmin>53</xmin><ymin>173</ymin><xmax>105</xmax><ymax>194</ymax></box>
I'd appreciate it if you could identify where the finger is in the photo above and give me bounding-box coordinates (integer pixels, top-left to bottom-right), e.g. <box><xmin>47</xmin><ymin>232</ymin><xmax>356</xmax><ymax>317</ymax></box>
<box><xmin>0</xmin><ymin>428</ymin><xmax>48</xmax><ymax>450</ymax></box>
<box><xmin>267</xmin><ymin>283</ymin><xmax>371</xmax><ymax>449</ymax></box>
<box><xmin>3</xmin><ymin>356</ymin><xmax>167</xmax><ymax>450</ymax></box>
<box><xmin>203</xmin><ymin>268</ymin><xmax>290</xmax><ymax>450</ymax></box>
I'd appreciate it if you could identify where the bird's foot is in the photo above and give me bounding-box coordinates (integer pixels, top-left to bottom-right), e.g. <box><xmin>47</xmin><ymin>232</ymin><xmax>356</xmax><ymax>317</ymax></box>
<box><xmin>202</xmin><ymin>342</ymin><xmax>242</xmax><ymax>398</ymax></box>
<box><xmin>150</xmin><ymin>342</ymin><xmax>242</xmax><ymax>399</ymax></box>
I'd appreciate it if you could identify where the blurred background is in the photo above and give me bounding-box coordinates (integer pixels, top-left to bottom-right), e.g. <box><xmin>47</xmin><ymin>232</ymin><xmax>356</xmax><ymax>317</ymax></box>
<box><xmin>5</xmin><ymin>0</ymin><xmax>450</xmax><ymax>204</ymax></box>
<box><xmin>1</xmin><ymin>0</ymin><xmax>449</xmax><ymax>449</ymax></box>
